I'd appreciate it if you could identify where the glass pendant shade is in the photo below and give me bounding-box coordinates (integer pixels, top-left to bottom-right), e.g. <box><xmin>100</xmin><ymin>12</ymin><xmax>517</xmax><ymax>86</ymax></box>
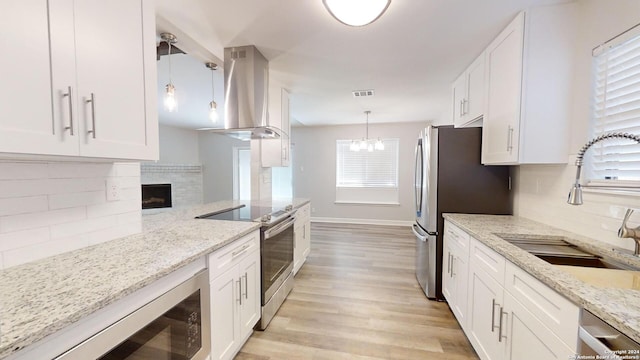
<box><xmin>209</xmin><ymin>101</ymin><xmax>219</xmax><ymax>122</ymax></box>
<box><xmin>323</xmin><ymin>0</ymin><xmax>391</xmax><ymax>27</ymax></box>
<box><xmin>164</xmin><ymin>83</ymin><xmax>177</xmax><ymax>112</ymax></box>
<box><xmin>375</xmin><ymin>138</ymin><xmax>384</xmax><ymax>150</ymax></box>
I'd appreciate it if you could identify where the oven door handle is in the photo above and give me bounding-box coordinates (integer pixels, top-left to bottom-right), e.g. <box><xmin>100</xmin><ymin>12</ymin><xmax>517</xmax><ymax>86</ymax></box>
<box><xmin>264</xmin><ymin>216</ymin><xmax>296</xmax><ymax>239</ymax></box>
<box><xmin>579</xmin><ymin>326</ymin><xmax>623</xmax><ymax>359</ymax></box>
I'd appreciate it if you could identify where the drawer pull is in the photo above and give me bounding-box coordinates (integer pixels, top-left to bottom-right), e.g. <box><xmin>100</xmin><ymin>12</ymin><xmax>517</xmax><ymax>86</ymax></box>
<box><xmin>232</xmin><ymin>243</ymin><xmax>252</xmax><ymax>258</ymax></box>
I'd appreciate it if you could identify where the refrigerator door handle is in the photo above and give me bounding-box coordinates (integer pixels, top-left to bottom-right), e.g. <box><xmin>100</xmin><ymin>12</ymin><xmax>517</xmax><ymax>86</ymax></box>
<box><xmin>412</xmin><ymin>224</ymin><xmax>427</xmax><ymax>242</ymax></box>
<box><xmin>412</xmin><ymin>224</ymin><xmax>436</xmax><ymax>241</ymax></box>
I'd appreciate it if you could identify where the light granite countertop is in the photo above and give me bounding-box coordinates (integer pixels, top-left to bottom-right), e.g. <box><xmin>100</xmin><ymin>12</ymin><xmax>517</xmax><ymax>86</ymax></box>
<box><xmin>443</xmin><ymin>214</ymin><xmax>640</xmax><ymax>344</ymax></box>
<box><xmin>0</xmin><ymin>199</ymin><xmax>294</xmax><ymax>360</ymax></box>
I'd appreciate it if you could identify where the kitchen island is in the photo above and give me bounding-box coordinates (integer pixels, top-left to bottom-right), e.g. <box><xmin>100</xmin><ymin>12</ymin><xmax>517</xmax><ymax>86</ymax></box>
<box><xmin>444</xmin><ymin>213</ymin><xmax>640</xmax><ymax>345</ymax></box>
<box><xmin>0</xmin><ymin>200</ymin><xmax>278</xmax><ymax>360</ymax></box>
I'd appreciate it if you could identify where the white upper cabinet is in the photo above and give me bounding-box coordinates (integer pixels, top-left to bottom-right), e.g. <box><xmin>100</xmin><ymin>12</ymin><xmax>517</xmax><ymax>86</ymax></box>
<box><xmin>0</xmin><ymin>0</ymin><xmax>77</xmax><ymax>156</ymax></box>
<box><xmin>481</xmin><ymin>4</ymin><xmax>577</xmax><ymax>165</ymax></box>
<box><xmin>0</xmin><ymin>0</ymin><xmax>158</xmax><ymax>161</ymax></box>
<box><xmin>453</xmin><ymin>52</ymin><xmax>485</xmax><ymax>128</ymax></box>
<box><xmin>261</xmin><ymin>87</ymin><xmax>291</xmax><ymax>167</ymax></box>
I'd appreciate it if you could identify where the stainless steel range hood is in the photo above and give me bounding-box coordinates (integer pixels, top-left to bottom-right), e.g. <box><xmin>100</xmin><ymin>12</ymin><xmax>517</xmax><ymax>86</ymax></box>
<box><xmin>204</xmin><ymin>45</ymin><xmax>281</xmax><ymax>140</ymax></box>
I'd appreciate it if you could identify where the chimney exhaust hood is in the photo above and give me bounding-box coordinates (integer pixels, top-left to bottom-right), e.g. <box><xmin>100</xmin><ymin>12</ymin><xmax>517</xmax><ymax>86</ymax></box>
<box><xmin>204</xmin><ymin>45</ymin><xmax>281</xmax><ymax>140</ymax></box>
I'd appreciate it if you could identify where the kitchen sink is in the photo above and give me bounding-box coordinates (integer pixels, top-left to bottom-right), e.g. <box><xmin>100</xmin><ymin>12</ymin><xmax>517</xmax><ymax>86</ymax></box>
<box><xmin>496</xmin><ymin>234</ymin><xmax>638</xmax><ymax>271</ymax></box>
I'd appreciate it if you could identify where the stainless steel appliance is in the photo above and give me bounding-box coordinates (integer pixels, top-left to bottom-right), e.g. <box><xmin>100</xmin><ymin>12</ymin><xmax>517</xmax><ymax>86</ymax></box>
<box><xmin>197</xmin><ymin>204</ymin><xmax>296</xmax><ymax>329</ymax></box>
<box><xmin>413</xmin><ymin>126</ymin><xmax>512</xmax><ymax>299</ymax></box>
<box><xmin>204</xmin><ymin>45</ymin><xmax>282</xmax><ymax>140</ymax></box>
<box><xmin>578</xmin><ymin>309</ymin><xmax>640</xmax><ymax>358</ymax></box>
<box><xmin>56</xmin><ymin>270</ymin><xmax>210</xmax><ymax>359</ymax></box>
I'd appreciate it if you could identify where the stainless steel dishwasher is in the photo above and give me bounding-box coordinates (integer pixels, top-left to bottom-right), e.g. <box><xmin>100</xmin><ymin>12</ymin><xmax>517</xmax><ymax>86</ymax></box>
<box><xmin>578</xmin><ymin>309</ymin><xmax>640</xmax><ymax>359</ymax></box>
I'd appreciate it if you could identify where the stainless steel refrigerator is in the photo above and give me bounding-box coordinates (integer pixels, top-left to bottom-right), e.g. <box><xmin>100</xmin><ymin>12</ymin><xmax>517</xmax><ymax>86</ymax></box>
<box><xmin>413</xmin><ymin>125</ymin><xmax>512</xmax><ymax>300</ymax></box>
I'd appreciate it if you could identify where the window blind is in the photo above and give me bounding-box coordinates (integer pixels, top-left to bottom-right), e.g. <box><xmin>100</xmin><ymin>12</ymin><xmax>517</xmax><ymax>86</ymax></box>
<box><xmin>589</xmin><ymin>29</ymin><xmax>640</xmax><ymax>182</ymax></box>
<box><xmin>336</xmin><ymin>139</ymin><xmax>399</xmax><ymax>188</ymax></box>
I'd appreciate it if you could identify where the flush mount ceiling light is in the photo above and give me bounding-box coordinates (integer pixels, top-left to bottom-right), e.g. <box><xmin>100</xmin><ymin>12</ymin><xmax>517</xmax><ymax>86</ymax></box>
<box><xmin>323</xmin><ymin>0</ymin><xmax>391</xmax><ymax>27</ymax></box>
<box><xmin>161</xmin><ymin>32</ymin><xmax>178</xmax><ymax>112</ymax></box>
<box><xmin>206</xmin><ymin>62</ymin><xmax>219</xmax><ymax>123</ymax></box>
<box><xmin>350</xmin><ymin>111</ymin><xmax>384</xmax><ymax>152</ymax></box>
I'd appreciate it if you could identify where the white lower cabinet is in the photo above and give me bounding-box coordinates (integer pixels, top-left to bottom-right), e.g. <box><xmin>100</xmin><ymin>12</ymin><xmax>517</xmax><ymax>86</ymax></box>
<box><xmin>467</xmin><ymin>264</ymin><xmax>504</xmax><ymax>360</ymax></box>
<box><xmin>445</xmin><ymin>220</ymin><xmax>579</xmax><ymax>360</ymax></box>
<box><xmin>209</xmin><ymin>231</ymin><xmax>261</xmax><ymax>360</ymax></box>
<box><xmin>293</xmin><ymin>203</ymin><xmax>311</xmax><ymax>274</ymax></box>
<box><xmin>442</xmin><ymin>222</ymin><xmax>470</xmax><ymax>329</ymax></box>
<box><xmin>503</xmin><ymin>291</ymin><xmax>575</xmax><ymax>360</ymax></box>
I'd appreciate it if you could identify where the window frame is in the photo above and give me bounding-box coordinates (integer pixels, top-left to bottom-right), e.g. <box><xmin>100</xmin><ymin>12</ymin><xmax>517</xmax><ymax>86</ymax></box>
<box><xmin>585</xmin><ymin>23</ymin><xmax>640</xmax><ymax>194</ymax></box>
<box><xmin>335</xmin><ymin>138</ymin><xmax>400</xmax><ymax>205</ymax></box>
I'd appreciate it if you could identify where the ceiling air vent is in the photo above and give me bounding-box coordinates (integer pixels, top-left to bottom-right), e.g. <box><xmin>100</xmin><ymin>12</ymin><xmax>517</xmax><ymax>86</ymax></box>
<box><xmin>352</xmin><ymin>89</ymin><xmax>375</xmax><ymax>98</ymax></box>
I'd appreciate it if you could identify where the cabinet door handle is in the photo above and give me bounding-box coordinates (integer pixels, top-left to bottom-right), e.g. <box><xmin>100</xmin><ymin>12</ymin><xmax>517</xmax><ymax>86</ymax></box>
<box><xmin>86</xmin><ymin>93</ymin><xmax>96</xmax><ymax>139</ymax></box>
<box><xmin>459</xmin><ymin>100</ymin><xmax>464</xmax><ymax>117</ymax></box>
<box><xmin>498</xmin><ymin>308</ymin><xmax>507</xmax><ymax>342</ymax></box>
<box><xmin>237</xmin><ymin>278</ymin><xmax>242</xmax><ymax>306</ymax></box>
<box><xmin>63</xmin><ymin>86</ymin><xmax>74</xmax><ymax>135</ymax></box>
<box><xmin>507</xmin><ymin>125</ymin><xmax>514</xmax><ymax>153</ymax></box>
<box><xmin>491</xmin><ymin>299</ymin><xmax>500</xmax><ymax>332</ymax></box>
<box><xmin>243</xmin><ymin>272</ymin><xmax>248</xmax><ymax>299</ymax></box>
<box><xmin>462</xmin><ymin>99</ymin><xmax>468</xmax><ymax>115</ymax></box>
<box><xmin>451</xmin><ymin>257</ymin><xmax>456</xmax><ymax>277</ymax></box>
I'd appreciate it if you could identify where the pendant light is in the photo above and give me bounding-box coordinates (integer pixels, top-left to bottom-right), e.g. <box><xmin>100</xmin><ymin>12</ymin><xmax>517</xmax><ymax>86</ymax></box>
<box><xmin>206</xmin><ymin>62</ymin><xmax>219</xmax><ymax>123</ymax></box>
<box><xmin>161</xmin><ymin>33</ymin><xmax>178</xmax><ymax>112</ymax></box>
<box><xmin>323</xmin><ymin>0</ymin><xmax>391</xmax><ymax>27</ymax></box>
<box><xmin>351</xmin><ymin>111</ymin><xmax>383</xmax><ymax>152</ymax></box>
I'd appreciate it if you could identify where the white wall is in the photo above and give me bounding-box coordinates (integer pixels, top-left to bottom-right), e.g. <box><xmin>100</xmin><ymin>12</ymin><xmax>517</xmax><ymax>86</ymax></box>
<box><xmin>292</xmin><ymin>122</ymin><xmax>428</xmax><ymax>224</ymax></box>
<box><xmin>157</xmin><ymin>124</ymin><xmax>201</xmax><ymax>164</ymax></box>
<box><xmin>0</xmin><ymin>162</ymin><xmax>141</xmax><ymax>269</ymax></box>
<box><xmin>198</xmin><ymin>133</ymin><xmax>247</xmax><ymax>202</ymax></box>
<box><xmin>514</xmin><ymin>0</ymin><xmax>640</xmax><ymax>252</ymax></box>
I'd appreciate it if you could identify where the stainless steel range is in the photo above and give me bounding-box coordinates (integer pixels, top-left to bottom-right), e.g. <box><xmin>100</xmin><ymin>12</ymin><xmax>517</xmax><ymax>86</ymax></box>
<box><xmin>197</xmin><ymin>204</ymin><xmax>296</xmax><ymax>329</ymax></box>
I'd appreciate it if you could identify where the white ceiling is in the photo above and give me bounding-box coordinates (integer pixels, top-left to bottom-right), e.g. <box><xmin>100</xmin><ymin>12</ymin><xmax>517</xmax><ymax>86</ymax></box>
<box><xmin>156</xmin><ymin>0</ymin><xmax>572</xmax><ymax>129</ymax></box>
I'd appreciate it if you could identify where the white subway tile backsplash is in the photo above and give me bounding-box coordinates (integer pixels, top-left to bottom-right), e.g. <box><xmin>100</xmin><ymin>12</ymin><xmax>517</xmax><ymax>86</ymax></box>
<box><xmin>0</xmin><ymin>196</ymin><xmax>48</xmax><ymax>217</ymax></box>
<box><xmin>49</xmin><ymin>190</ymin><xmax>105</xmax><ymax>210</ymax></box>
<box><xmin>0</xmin><ymin>207</ymin><xmax>87</xmax><ymax>234</ymax></box>
<box><xmin>87</xmin><ymin>222</ymin><xmax>141</xmax><ymax>246</ymax></box>
<box><xmin>0</xmin><ymin>162</ymin><xmax>48</xmax><ymax>180</ymax></box>
<box><xmin>515</xmin><ymin>164</ymin><xmax>640</xmax><ymax>252</ymax></box>
<box><xmin>0</xmin><ymin>179</ymin><xmax>50</xmax><ymax>198</ymax></box>
<box><xmin>116</xmin><ymin>163</ymin><xmax>141</xmax><ymax>177</ymax></box>
<box><xmin>86</xmin><ymin>199</ymin><xmax>139</xmax><ymax>219</ymax></box>
<box><xmin>0</xmin><ymin>227</ymin><xmax>50</xmax><ymax>251</ymax></box>
<box><xmin>47</xmin><ymin>178</ymin><xmax>106</xmax><ymax>194</ymax></box>
<box><xmin>0</xmin><ymin>161</ymin><xmax>142</xmax><ymax>269</ymax></box>
<box><xmin>47</xmin><ymin>163</ymin><xmax>116</xmax><ymax>179</ymax></box>
<box><xmin>50</xmin><ymin>215</ymin><xmax>119</xmax><ymax>240</ymax></box>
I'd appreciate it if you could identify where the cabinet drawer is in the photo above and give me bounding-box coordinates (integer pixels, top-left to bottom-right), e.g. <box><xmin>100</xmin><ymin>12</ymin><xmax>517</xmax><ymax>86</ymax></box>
<box><xmin>208</xmin><ymin>231</ymin><xmax>259</xmax><ymax>279</ymax></box>
<box><xmin>444</xmin><ymin>221</ymin><xmax>470</xmax><ymax>255</ymax></box>
<box><xmin>504</xmin><ymin>261</ymin><xmax>579</xmax><ymax>349</ymax></box>
<box><xmin>470</xmin><ymin>238</ymin><xmax>505</xmax><ymax>284</ymax></box>
<box><xmin>296</xmin><ymin>203</ymin><xmax>310</xmax><ymax>221</ymax></box>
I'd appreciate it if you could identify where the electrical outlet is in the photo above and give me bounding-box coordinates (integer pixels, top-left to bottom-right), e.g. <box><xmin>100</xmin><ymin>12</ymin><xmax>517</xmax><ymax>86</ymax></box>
<box><xmin>311</xmin><ymin>207</ymin><xmax>316</xmax><ymax>213</ymax></box>
<box><xmin>106</xmin><ymin>179</ymin><xmax>120</xmax><ymax>201</ymax></box>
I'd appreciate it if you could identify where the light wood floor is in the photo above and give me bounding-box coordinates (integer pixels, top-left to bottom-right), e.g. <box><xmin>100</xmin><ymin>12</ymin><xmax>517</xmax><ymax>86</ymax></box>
<box><xmin>235</xmin><ymin>223</ymin><xmax>479</xmax><ymax>360</ymax></box>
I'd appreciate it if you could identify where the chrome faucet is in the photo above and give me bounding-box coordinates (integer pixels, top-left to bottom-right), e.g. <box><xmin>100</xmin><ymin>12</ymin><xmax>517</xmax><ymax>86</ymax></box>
<box><xmin>618</xmin><ymin>209</ymin><xmax>640</xmax><ymax>257</ymax></box>
<box><xmin>567</xmin><ymin>132</ymin><xmax>640</xmax><ymax>205</ymax></box>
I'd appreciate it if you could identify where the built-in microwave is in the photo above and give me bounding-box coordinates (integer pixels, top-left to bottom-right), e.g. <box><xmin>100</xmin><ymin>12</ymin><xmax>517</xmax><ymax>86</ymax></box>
<box><xmin>55</xmin><ymin>270</ymin><xmax>210</xmax><ymax>360</ymax></box>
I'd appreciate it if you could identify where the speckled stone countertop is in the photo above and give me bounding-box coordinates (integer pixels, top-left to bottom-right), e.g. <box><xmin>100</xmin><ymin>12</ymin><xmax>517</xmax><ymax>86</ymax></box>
<box><xmin>0</xmin><ymin>200</ymin><xmax>266</xmax><ymax>360</ymax></box>
<box><xmin>443</xmin><ymin>214</ymin><xmax>640</xmax><ymax>344</ymax></box>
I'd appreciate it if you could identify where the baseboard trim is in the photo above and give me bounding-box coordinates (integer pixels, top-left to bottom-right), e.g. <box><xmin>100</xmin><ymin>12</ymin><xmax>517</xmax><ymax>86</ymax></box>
<box><xmin>310</xmin><ymin>217</ymin><xmax>413</xmax><ymax>227</ymax></box>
